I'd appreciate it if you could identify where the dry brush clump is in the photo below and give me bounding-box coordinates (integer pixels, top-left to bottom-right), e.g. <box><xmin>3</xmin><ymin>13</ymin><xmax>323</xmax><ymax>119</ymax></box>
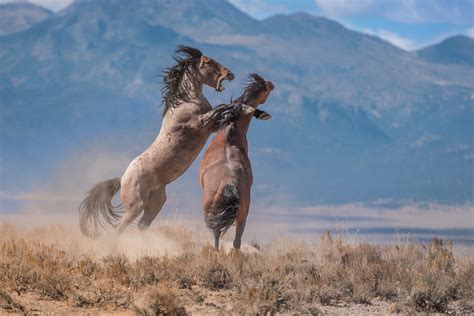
<box><xmin>0</xmin><ymin>223</ymin><xmax>473</xmax><ymax>314</ymax></box>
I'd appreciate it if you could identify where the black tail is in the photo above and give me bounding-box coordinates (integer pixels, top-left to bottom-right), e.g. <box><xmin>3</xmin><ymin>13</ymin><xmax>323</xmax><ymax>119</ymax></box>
<box><xmin>79</xmin><ymin>177</ymin><xmax>122</xmax><ymax>238</ymax></box>
<box><xmin>204</xmin><ymin>184</ymin><xmax>239</xmax><ymax>237</ymax></box>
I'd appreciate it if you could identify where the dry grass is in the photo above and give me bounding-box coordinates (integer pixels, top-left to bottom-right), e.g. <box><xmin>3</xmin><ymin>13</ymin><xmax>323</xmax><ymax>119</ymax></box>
<box><xmin>0</xmin><ymin>223</ymin><xmax>473</xmax><ymax>314</ymax></box>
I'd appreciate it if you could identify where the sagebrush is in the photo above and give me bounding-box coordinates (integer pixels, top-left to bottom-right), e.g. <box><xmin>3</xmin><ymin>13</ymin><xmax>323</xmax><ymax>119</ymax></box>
<box><xmin>0</xmin><ymin>224</ymin><xmax>472</xmax><ymax>314</ymax></box>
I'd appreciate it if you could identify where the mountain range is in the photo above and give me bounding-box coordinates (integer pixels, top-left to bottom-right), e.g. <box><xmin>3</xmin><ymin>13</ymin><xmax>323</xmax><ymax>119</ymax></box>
<box><xmin>0</xmin><ymin>0</ymin><xmax>473</xmax><ymax>208</ymax></box>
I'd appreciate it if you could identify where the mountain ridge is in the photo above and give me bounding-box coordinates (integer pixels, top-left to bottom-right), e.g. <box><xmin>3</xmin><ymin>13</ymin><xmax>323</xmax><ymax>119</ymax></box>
<box><xmin>417</xmin><ymin>35</ymin><xmax>474</xmax><ymax>66</ymax></box>
<box><xmin>0</xmin><ymin>1</ymin><xmax>53</xmax><ymax>36</ymax></box>
<box><xmin>0</xmin><ymin>0</ymin><xmax>473</xmax><ymax>205</ymax></box>
<box><xmin>0</xmin><ymin>1</ymin><xmax>469</xmax><ymax>52</ymax></box>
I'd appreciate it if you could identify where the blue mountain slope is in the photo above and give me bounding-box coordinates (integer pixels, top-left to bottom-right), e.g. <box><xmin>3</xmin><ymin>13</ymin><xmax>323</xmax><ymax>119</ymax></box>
<box><xmin>0</xmin><ymin>0</ymin><xmax>473</xmax><ymax>205</ymax></box>
<box><xmin>0</xmin><ymin>2</ymin><xmax>53</xmax><ymax>36</ymax></box>
<box><xmin>417</xmin><ymin>35</ymin><xmax>474</xmax><ymax>66</ymax></box>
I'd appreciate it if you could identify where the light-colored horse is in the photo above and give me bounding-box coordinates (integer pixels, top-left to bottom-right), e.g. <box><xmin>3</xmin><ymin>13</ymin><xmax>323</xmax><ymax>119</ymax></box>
<box><xmin>199</xmin><ymin>74</ymin><xmax>274</xmax><ymax>250</ymax></box>
<box><xmin>79</xmin><ymin>46</ymin><xmax>241</xmax><ymax>237</ymax></box>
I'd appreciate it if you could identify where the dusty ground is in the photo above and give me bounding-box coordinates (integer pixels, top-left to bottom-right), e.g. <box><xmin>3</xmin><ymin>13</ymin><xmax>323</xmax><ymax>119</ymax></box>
<box><xmin>0</xmin><ymin>220</ymin><xmax>473</xmax><ymax>315</ymax></box>
<box><xmin>2</xmin><ymin>291</ymin><xmax>395</xmax><ymax>315</ymax></box>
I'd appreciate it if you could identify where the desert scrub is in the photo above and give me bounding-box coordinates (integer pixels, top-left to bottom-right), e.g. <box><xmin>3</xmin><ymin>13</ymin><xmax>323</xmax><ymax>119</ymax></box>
<box><xmin>1</xmin><ymin>238</ymin><xmax>73</xmax><ymax>300</ymax></box>
<box><xmin>133</xmin><ymin>284</ymin><xmax>187</xmax><ymax>315</ymax></box>
<box><xmin>0</xmin><ymin>224</ymin><xmax>473</xmax><ymax>314</ymax></box>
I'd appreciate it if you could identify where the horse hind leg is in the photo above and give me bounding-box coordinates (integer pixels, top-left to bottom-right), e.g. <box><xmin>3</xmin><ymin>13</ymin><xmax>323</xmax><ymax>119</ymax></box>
<box><xmin>116</xmin><ymin>203</ymin><xmax>144</xmax><ymax>234</ymax></box>
<box><xmin>137</xmin><ymin>187</ymin><xmax>167</xmax><ymax>231</ymax></box>
<box><xmin>116</xmin><ymin>180</ymin><xmax>147</xmax><ymax>234</ymax></box>
<box><xmin>204</xmin><ymin>184</ymin><xmax>239</xmax><ymax>251</ymax></box>
<box><xmin>213</xmin><ymin>230</ymin><xmax>221</xmax><ymax>250</ymax></box>
<box><xmin>233</xmin><ymin>198</ymin><xmax>249</xmax><ymax>250</ymax></box>
<box><xmin>233</xmin><ymin>218</ymin><xmax>246</xmax><ymax>250</ymax></box>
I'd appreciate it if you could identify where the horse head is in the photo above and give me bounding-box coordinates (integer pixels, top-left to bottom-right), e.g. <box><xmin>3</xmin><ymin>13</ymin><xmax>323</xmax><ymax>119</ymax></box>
<box><xmin>162</xmin><ymin>45</ymin><xmax>234</xmax><ymax>115</ymax></box>
<box><xmin>174</xmin><ymin>46</ymin><xmax>234</xmax><ymax>91</ymax></box>
<box><xmin>197</xmin><ymin>54</ymin><xmax>234</xmax><ymax>92</ymax></box>
<box><xmin>246</xmin><ymin>73</ymin><xmax>274</xmax><ymax>106</ymax></box>
<box><xmin>236</xmin><ymin>73</ymin><xmax>274</xmax><ymax>120</ymax></box>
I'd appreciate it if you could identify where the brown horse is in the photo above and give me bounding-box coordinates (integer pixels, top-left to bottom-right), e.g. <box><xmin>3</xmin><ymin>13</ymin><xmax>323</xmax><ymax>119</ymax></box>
<box><xmin>79</xmin><ymin>46</ymin><xmax>242</xmax><ymax>237</ymax></box>
<box><xmin>199</xmin><ymin>74</ymin><xmax>274</xmax><ymax>250</ymax></box>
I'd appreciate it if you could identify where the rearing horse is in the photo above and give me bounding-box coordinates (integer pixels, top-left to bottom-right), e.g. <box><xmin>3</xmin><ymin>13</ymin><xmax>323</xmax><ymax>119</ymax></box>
<box><xmin>79</xmin><ymin>46</ymin><xmax>240</xmax><ymax>237</ymax></box>
<box><xmin>199</xmin><ymin>74</ymin><xmax>274</xmax><ymax>250</ymax></box>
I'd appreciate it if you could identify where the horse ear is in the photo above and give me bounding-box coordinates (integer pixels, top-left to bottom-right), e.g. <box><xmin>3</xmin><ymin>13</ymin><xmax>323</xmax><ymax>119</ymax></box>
<box><xmin>253</xmin><ymin>109</ymin><xmax>272</xmax><ymax>120</ymax></box>
<box><xmin>176</xmin><ymin>45</ymin><xmax>202</xmax><ymax>59</ymax></box>
<box><xmin>199</xmin><ymin>56</ymin><xmax>210</xmax><ymax>68</ymax></box>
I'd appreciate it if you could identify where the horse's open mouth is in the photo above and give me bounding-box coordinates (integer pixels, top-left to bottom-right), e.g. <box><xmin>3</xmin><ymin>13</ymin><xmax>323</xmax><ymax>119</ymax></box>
<box><xmin>216</xmin><ymin>77</ymin><xmax>226</xmax><ymax>92</ymax></box>
<box><xmin>216</xmin><ymin>73</ymin><xmax>234</xmax><ymax>92</ymax></box>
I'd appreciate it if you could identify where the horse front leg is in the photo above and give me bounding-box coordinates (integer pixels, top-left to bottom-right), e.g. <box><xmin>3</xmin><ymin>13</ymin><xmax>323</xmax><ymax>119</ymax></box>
<box><xmin>253</xmin><ymin>109</ymin><xmax>272</xmax><ymax>120</ymax></box>
<box><xmin>201</xmin><ymin>104</ymin><xmax>255</xmax><ymax>132</ymax></box>
<box><xmin>200</xmin><ymin>104</ymin><xmax>234</xmax><ymax>131</ymax></box>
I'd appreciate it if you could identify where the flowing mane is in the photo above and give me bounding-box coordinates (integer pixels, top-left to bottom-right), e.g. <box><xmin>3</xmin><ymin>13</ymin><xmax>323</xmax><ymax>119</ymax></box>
<box><xmin>161</xmin><ymin>46</ymin><xmax>203</xmax><ymax>116</ymax></box>
<box><xmin>235</xmin><ymin>73</ymin><xmax>266</xmax><ymax>104</ymax></box>
<box><xmin>213</xmin><ymin>73</ymin><xmax>268</xmax><ymax>129</ymax></box>
<box><xmin>230</xmin><ymin>73</ymin><xmax>266</xmax><ymax>113</ymax></box>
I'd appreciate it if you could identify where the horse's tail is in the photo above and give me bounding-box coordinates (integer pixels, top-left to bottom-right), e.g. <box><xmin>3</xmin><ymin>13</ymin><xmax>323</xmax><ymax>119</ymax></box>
<box><xmin>204</xmin><ymin>184</ymin><xmax>239</xmax><ymax>237</ymax></box>
<box><xmin>79</xmin><ymin>177</ymin><xmax>122</xmax><ymax>238</ymax></box>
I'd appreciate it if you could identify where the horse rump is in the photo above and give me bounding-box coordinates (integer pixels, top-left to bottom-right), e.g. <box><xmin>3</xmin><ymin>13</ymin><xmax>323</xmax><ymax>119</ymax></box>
<box><xmin>204</xmin><ymin>184</ymin><xmax>239</xmax><ymax>237</ymax></box>
<box><xmin>79</xmin><ymin>177</ymin><xmax>122</xmax><ymax>238</ymax></box>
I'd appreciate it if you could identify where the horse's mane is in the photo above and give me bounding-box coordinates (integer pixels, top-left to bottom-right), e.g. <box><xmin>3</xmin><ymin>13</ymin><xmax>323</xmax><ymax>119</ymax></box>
<box><xmin>235</xmin><ymin>73</ymin><xmax>266</xmax><ymax>104</ymax></box>
<box><xmin>214</xmin><ymin>73</ymin><xmax>267</xmax><ymax>129</ymax></box>
<box><xmin>161</xmin><ymin>46</ymin><xmax>203</xmax><ymax>116</ymax></box>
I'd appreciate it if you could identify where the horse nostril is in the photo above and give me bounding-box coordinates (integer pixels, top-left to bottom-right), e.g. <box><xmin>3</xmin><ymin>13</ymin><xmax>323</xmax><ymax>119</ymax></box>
<box><xmin>227</xmin><ymin>72</ymin><xmax>235</xmax><ymax>81</ymax></box>
<box><xmin>267</xmin><ymin>81</ymin><xmax>275</xmax><ymax>90</ymax></box>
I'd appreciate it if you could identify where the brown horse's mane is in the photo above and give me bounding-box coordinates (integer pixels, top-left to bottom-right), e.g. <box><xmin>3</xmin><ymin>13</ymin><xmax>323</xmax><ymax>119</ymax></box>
<box><xmin>161</xmin><ymin>46</ymin><xmax>203</xmax><ymax>116</ymax></box>
<box><xmin>213</xmin><ymin>73</ymin><xmax>267</xmax><ymax>129</ymax></box>
<box><xmin>235</xmin><ymin>73</ymin><xmax>266</xmax><ymax>104</ymax></box>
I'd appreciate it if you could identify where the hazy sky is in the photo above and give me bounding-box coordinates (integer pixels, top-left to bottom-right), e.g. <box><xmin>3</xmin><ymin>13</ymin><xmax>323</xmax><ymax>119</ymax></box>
<box><xmin>1</xmin><ymin>0</ymin><xmax>473</xmax><ymax>50</ymax></box>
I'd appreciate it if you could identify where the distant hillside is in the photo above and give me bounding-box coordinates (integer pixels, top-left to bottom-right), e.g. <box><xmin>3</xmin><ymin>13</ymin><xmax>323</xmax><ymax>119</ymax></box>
<box><xmin>0</xmin><ymin>0</ymin><xmax>473</xmax><ymax>205</ymax></box>
<box><xmin>0</xmin><ymin>2</ymin><xmax>52</xmax><ymax>36</ymax></box>
<box><xmin>417</xmin><ymin>35</ymin><xmax>474</xmax><ymax>66</ymax></box>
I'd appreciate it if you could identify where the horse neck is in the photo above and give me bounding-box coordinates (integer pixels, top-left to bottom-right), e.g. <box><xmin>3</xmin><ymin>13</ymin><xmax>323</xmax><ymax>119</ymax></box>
<box><xmin>181</xmin><ymin>70</ymin><xmax>204</xmax><ymax>103</ymax></box>
<box><xmin>223</xmin><ymin>105</ymin><xmax>257</xmax><ymax>152</ymax></box>
<box><xmin>237</xmin><ymin>97</ymin><xmax>260</xmax><ymax>135</ymax></box>
<box><xmin>235</xmin><ymin>113</ymin><xmax>254</xmax><ymax>138</ymax></box>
